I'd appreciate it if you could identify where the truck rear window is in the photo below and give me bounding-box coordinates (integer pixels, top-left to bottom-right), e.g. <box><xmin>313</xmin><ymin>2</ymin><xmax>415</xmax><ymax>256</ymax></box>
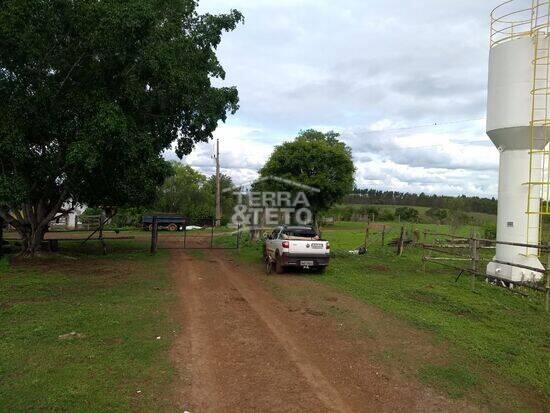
<box><xmin>283</xmin><ymin>228</ymin><xmax>317</xmax><ymax>238</ymax></box>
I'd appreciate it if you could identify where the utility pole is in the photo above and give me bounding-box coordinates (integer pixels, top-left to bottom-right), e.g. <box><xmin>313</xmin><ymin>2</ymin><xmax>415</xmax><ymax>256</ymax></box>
<box><xmin>215</xmin><ymin>139</ymin><xmax>222</xmax><ymax>227</ymax></box>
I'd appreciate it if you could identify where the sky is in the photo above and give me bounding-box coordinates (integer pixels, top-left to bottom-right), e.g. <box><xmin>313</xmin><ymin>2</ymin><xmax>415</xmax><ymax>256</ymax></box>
<box><xmin>166</xmin><ymin>0</ymin><xmax>505</xmax><ymax>198</ymax></box>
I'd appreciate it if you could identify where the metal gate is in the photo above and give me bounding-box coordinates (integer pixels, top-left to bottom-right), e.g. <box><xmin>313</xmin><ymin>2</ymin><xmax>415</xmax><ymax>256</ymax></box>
<box><xmin>150</xmin><ymin>216</ymin><xmax>241</xmax><ymax>252</ymax></box>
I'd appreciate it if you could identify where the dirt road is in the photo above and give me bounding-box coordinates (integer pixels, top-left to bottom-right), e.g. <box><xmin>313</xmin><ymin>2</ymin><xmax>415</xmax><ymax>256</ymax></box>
<box><xmin>170</xmin><ymin>250</ymin><xmax>480</xmax><ymax>412</ymax></box>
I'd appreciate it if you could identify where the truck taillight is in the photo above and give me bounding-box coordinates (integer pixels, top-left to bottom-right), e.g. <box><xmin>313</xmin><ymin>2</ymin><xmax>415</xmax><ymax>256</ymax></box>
<box><xmin>282</xmin><ymin>241</ymin><xmax>289</xmax><ymax>248</ymax></box>
<box><xmin>326</xmin><ymin>243</ymin><xmax>330</xmax><ymax>250</ymax></box>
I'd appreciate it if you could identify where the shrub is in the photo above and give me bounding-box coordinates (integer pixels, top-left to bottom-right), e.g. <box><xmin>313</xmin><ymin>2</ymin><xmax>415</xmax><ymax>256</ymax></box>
<box><xmin>395</xmin><ymin>207</ymin><xmax>419</xmax><ymax>222</ymax></box>
<box><xmin>366</xmin><ymin>207</ymin><xmax>380</xmax><ymax>220</ymax></box>
<box><xmin>483</xmin><ymin>222</ymin><xmax>497</xmax><ymax>240</ymax></box>
<box><xmin>449</xmin><ymin>210</ymin><xmax>472</xmax><ymax>232</ymax></box>
<box><xmin>356</xmin><ymin>205</ymin><xmax>379</xmax><ymax>221</ymax></box>
<box><xmin>341</xmin><ymin>206</ymin><xmax>355</xmax><ymax>221</ymax></box>
<box><xmin>379</xmin><ymin>209</ymin><xmax>394</xmax><ymax>222</ymax></box>
<box><xmin>426</xmin><ymin>207</ymin><xmax>448</xmax><ymax>221</ymax></box>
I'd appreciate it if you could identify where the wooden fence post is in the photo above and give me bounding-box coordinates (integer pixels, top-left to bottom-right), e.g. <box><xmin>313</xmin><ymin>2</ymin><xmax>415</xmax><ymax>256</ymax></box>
<box><xmin>237</xmin><ymin>223</ymin><xmax>241</xmax><ymax>251</ymax></box>
<box><xmin>210</xmin><ymin>219</ymin><xmax>215</xmax><ymax>248</ymax></box>
<box><xmin>183</xmin><ymin>220</ymin><xmax>187</xmax><ymax>249</ymax></box>
<box><xmin>99</xmin><ymin>213</ymin><xmax>107</xmax><ymax>255</ymax></box>
<box><xmin>469</xmin><ymin>234</ymin><xmax>478</xmax><ymax>291</ymax></box>
<box><xmin>99</xmin><ymin>213</ymin><xmax>104</xmax><ymax>239</ymax></box>
<box><xmin>397</xmin><ymin>226</ymin><xmax>405</xmax><ymax>256</ymax></box>
<box><xmin>381</xmin><ymin>225</ymin><xmax>386</xmax><ymax>247</ymax></box>
<box><xmin>422</xmin><ymin>235</ymin><xmax>434</xmax><ymax>274</ymax></box>
<box><xmin>364</xmin><ymin>225</ymin><xmax>369</xmax><ymax>248</ymax></box>
<box><xmin>150</xmin><ymin>216</ymin><xmax>158</xmax><ymax>254</ymax></box>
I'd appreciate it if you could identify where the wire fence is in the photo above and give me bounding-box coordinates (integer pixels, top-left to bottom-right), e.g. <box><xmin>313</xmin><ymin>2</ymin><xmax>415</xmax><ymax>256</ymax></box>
<box><xmin>421</xmin><ymin>230</ymin><xmax>550</xmax><ymax>311</ymax></box>
<box><xmin>322</xmin><ymin>223</ymin><xmax>550</xmax><ymax>312</ymax></box>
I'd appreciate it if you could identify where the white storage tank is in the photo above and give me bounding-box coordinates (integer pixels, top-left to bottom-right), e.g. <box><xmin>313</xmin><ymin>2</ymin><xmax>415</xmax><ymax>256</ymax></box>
<box><xmin>486</xmin><ymin>2</ymin><xmax>548</xmax><ymax>283</ymax></box>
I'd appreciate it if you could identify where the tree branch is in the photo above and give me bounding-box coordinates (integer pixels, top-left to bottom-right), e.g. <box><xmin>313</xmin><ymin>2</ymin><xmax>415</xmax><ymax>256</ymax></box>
<box><xmin>39</xmin><ymin>190</ymin><xmax>69</xmax><ymax>229</ymax></box>
<box><xmin>0</xmin><ymin>208</ymin><xmax>22</xmax><ymax>230</ymax></box>
<box><xmin>56</xmin><ymin>52</ymin><xmax>86</xmax><ymax>96</ymax></box>
<box><xmin>12</xmin><ymin>209</ymin><xmax>25</xmax><ymax>224</ymax></box>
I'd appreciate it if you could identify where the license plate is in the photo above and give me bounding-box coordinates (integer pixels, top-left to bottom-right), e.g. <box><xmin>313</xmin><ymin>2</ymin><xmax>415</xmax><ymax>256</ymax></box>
<box><xmin>301</xmin><ymin>261</ymin><xmax>314</xmax><ymax>266</ymax></box>
<box><xmin>311</xmin><ymin>243</ymin><xmax>323</xmax><ymax>249</ymax></box>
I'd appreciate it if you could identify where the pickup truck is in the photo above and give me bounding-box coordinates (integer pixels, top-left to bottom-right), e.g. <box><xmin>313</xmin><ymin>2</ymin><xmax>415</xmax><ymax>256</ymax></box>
<box><xmin>264</xmin><ymin>225</ymin><xmax>330</xmax><ymax>274</ymax></box>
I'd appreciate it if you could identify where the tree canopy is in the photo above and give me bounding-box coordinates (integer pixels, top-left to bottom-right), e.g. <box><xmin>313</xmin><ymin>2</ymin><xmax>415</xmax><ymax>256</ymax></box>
<box><xmin>0</xmin><ymin>0</ymin><xmax>243</xmax><ymax>253</ymax></box>
<box><xmin>347</xmin><ymin>189</ymin><xmax>497</xmax><ymax>215</ymax></box>
<box><xmin>258</xmin><ymin>129</ymin><xmax>355</xmax><ymax>224</ymax></box>
<box><xmin>154</xmin><ymin>162</ymin><xmax>235</xmax><ymax>223</ymax></box>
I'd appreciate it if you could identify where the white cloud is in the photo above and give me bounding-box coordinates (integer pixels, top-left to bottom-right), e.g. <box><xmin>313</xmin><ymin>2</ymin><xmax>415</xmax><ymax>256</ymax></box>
<box><xmin>164</xmin><ymin>124</ymin><xmax>278</xmax><ymax>185</ymax></box>
<box><xmin>175</xmin><ymin>0</ymin><xmax>506</xmax><ymax>197</ymax></box>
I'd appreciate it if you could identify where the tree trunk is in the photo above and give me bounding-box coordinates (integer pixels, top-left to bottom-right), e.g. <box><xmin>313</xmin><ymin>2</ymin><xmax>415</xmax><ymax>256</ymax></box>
<box><xmin>1</xmin><ymin>193</ymin><xmax>67</xmax><ymax>257</ymax></box>
<box><xmin>16</xmin><ymin>222</ymin><xmax>48</xmax><ymax>256</ymax></box>
<box><xmin>313</xmin><ymin>212</ymin><xmax>322</xmax><ymax>238</ymax></box>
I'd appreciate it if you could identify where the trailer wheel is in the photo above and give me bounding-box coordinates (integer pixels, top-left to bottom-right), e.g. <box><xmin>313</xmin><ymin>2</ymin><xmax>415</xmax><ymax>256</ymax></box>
<box><xmin>168</xmin><ymin>224</ymin><xmax>177</xmax><ymax>232</ymax></box>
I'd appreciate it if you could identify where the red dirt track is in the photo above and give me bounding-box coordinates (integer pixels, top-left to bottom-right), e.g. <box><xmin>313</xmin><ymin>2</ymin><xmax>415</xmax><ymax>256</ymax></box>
<box><xmin>169</xmin><ymin>250</ymin><xmax>480</xmax><ymax>412</ymax></box>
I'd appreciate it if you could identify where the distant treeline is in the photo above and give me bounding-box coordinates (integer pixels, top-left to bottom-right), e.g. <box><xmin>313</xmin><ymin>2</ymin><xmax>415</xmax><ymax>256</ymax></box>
<box><xmin>346</xmin><ymin>189</ymin><xmax>497</xmax><ymax>215</ymax></box>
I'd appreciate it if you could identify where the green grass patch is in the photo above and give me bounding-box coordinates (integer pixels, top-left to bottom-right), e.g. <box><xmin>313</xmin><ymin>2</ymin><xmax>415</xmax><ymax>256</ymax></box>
<box><xmin>419</xmin><ymin>364</ymin><xmax>479</xmax><ymax>399</ymax></box>
<box><xmin>0</xmin><ymin>256</ymin><xmax>9</xmax><ymax>272</ymax></box>
<box><xmin>0</xmin><ymin>248</ymin><xmax>178</xmax><ymax>412</ymax></box>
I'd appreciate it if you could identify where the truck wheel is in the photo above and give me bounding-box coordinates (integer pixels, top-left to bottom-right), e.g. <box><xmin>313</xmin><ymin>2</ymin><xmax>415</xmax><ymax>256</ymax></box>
<box><xmin>148</xmin><ymin>224</ymin><xmax>153</xmax><ymax>231</ymax></box>
<box><xmin>265</xmin><ymin>258</ymin><xmax>273</xmax><ymax>275</ymax></box>
<box><xmin>275</xmin><ymin>253</ymin><xmax>285</xmax><ymax>274</ymax></box>
<box><xmin>168</xmin><ymin>224</ymin><xmax>177</xmax><ymax>232</ymax></box>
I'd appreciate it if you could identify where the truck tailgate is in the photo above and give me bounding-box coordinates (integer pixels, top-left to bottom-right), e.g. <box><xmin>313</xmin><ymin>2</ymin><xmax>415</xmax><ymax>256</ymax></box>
<box><xmin>288</xmin><ymin>240</ymin><xmax>328</xmax><ymax>255</ymax></box>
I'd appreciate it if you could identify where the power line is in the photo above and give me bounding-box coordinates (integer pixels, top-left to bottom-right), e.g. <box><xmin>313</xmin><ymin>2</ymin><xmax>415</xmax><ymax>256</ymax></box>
<box><xmin>361</xmin><ymin>117</ymin><xmax>485</xmax><ymax>135</ymax></box>
<box><xmin>400</xmin><ymin>139</ymin><xmax>490</xmax><ymax>150</ymax></box>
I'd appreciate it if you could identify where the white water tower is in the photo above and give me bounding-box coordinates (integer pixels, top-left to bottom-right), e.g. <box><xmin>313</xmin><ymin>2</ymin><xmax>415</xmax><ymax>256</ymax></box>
<box><xmin>487</xmin><ymin>1</ymin><xmax>550</xmax><ymax>283</ymax></box>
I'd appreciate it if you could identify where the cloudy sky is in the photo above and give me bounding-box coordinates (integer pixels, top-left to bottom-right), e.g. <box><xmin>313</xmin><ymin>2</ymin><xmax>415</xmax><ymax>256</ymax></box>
<box><xmin>167</xmin><ymin>0</ymin><xmax>505</xmax><ymax>197</ymax></box>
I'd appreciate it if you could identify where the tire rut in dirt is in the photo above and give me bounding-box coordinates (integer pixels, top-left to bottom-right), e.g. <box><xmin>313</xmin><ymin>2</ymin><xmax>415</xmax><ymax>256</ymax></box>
<box><xmin>171</xmin><ymin>251</ymin><xmax>331</xmax><ymax>412</ymax></box>
<box><xmin>210</xmin><ymin>254</ymin><xmax>352</xmax><ymax>413</ymax></box>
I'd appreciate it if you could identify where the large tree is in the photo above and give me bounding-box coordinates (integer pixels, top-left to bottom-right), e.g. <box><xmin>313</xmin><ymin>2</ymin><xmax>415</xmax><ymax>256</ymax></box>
<box><xmin>154</xmin><ymin>162</ymin><xmax>235</xmax><ymax>222</ymax></box>
<box><xmin>0</xmin><ymin>0</ymin><xmax>243</xmax><ymax>254</ymax></box>
<box><xmin>155</xmin><ymin>162</ymin><xmax>212</xmax><ymax>220</ymax></box>
<box><xmin>258</xmin><ymin>129</ymin><xmax>355</xmax><ymax>226</ymax></box>
<box><xmin>205</xmin><ymin>172</ymin><xmax>236</xmax><ymax>221</ymax></box>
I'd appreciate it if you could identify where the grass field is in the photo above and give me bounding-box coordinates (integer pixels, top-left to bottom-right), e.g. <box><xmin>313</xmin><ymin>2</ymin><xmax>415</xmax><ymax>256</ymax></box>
<box><xmin>0</xmin><ymin>242</ymin><xmax>179</xmax><ymax>412</ymax></box>
<box><xmin>330</xmin><ymin>203</ymin><xmax>497</xmax><ymax>226</ymax></box>
<box><xmin>227</xmin><ymin>221</ymin><xmax>550</xmax><ymax>410</ymax></box>
<box><xmin>2</xmin><ymin>222</ymin><xmax>549</xmax><ymax>411</ymax></box>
